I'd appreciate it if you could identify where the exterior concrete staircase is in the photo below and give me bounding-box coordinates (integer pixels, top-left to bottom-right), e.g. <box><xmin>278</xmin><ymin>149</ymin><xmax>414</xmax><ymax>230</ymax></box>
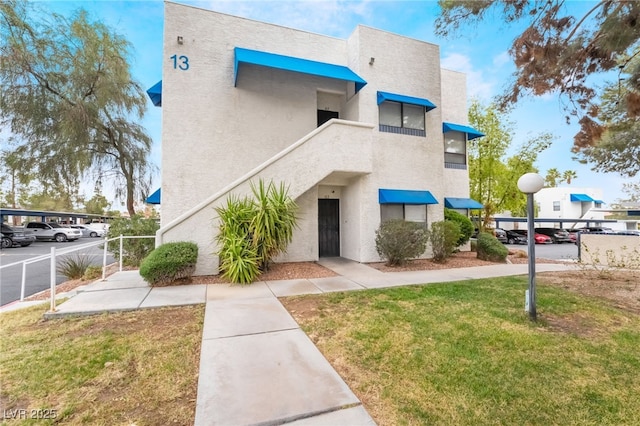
<box><xmin>156</xmin><ymin>119</ymin><xmax>375</xmax><ymax>275</ymax></box>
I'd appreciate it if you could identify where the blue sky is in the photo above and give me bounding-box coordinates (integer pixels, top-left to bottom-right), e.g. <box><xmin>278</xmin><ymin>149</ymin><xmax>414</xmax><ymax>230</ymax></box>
<box><xmin>39</xmin><ymin>0</ymin><xmax>628</xmax><ymax>208</ymax></box>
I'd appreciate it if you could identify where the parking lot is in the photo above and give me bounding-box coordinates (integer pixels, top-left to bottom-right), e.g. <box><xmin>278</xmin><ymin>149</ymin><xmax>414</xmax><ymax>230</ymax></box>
<box><xmin>502</xmin><ymin>241</ymin><xmax>579</xmax><ymax>261</ymax></box>
<box><xmin>0</xmin><ymin>238</ymin><xmax>115</xmax><ymax>306</ymax></box>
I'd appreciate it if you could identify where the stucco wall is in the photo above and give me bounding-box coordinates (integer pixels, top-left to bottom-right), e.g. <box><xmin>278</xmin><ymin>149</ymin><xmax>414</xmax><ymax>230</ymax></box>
<box><xmin>537</xmin><ymin>187</ymin><xmax>605</xmax><ymax>222</ymax></box>
<box><xmin>160</xmin><ymin>3</ymin><xmax>472</xmax><ymax>269</ymax></box>
<box><xmin>580</xmin><ymin>234</ymin><xmax>640</xmax><ymax>269</ymax></box>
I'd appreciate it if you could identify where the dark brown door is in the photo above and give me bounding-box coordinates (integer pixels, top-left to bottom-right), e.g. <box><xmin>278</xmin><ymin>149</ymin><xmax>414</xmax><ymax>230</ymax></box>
<box><xmin>317</xmin><ymin>110</ymin><xmax>339</xmax><ymax>127</ymax></box>
<box><xmin>318</xmin><ymin>199</ymin><xmax>340</xmax><ymax>257</ymax></box>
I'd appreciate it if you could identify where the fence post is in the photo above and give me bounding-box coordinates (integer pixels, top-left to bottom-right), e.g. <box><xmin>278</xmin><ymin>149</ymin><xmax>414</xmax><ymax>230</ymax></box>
<box><xmin>119</xmin><ymin>234</ymin><xmax>123</xmax><ymax>272</ymax></box>
<box><xmin>20</xmin><ymin>262</ymin><xmax>27</xmax><ymax>301</ymax></box>
<box><xmin>102</xmin><ymin>236</ymin><xmax>108</xmax><ymax>280</ymax></box>
<box><xmin>50</xmin><ymin>246</ymin><xmax>56</xmax><ymax>312</ymax></box>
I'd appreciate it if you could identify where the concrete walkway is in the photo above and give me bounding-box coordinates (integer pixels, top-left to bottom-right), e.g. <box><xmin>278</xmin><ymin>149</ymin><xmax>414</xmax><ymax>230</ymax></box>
<box><xmin>3</xmin><ymin>259</ymin><xmax>577</xmax><ymax>425</ymax></box>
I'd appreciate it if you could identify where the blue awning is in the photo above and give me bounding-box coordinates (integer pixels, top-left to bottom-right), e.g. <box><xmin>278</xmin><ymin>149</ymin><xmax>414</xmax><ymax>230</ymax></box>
<box><xmin>146</xmin><ymin>80</ymin><xmax>162</xmax><ymax>107</ymax></box>
<box><xmin>379</xmin><ymin>189</ymin><xmax>438</xmax><ymax>205</ymax></box>
<box><xmin>594</xmin><ymin>199</ymin><xmax>605</xmax><ymax>204</ymax></box>
<box><xmin>444</xmin><ymin>197</ymin><xmax>484</xmax><ymax>209</ymax></box>
<box><xmin>234</xmin><ymin>47</ymin><xmax>367</xmax><ymax>92</ymax></box>
<box><xmin>376</xmin><ymin>91</ymin><xmax>436</xmax><ymax>111</ymax></box>
<box><xmin>443</xmin><ymin>122</ymin><xmax>484</xmax><ymax>140</ymax></box>
<box><xmin>570</xmin><ymin>193</ymin><xmax>595</xmax><ymax>202</ymax></box>
<box><xmin>146</xmin><ymin>188</ymin><xmax>161</xmax><ymax>204</ymax></box>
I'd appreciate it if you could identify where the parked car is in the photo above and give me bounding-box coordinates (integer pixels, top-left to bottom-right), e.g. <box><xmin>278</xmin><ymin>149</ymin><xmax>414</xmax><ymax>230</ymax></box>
<box><xmin>615</xmin><ymin>230</ymin><xmax>640</xmax><ymax>236</ymax></box>
<box><xmin>505</xmin><ymin>229</ymin><xmax>527</xmax><ymax>245</ymax></box>
<box><xmin>25</xmin><ymin>222</ymin><xmax>82</xmax><ymax>242</ymax></box>
<box><xmin>534</xmin><ymin>233</ymin><xmax>553</xmax><ymax>244</ymax></box>
<box><xmin>493</xmin><ymin>228</ymin><xmax>508</xmax><ymax>243</ymax></box>
<box><xmin>564</xmin><ymin>229</ymin><xmax>580</xmax><ymax>244</ymax></box>
<box><xmin>70</xmin><ymin>224</ymin><xmax>104</xmax><ymax>238</ymax></box>
<box><xmin>1</xmin><ymin>223</ymin><xmax>36</xmax><ymax>248</ymax></box>
<box><xmin>534</xmin><ymin>227</ymin><xmax>572</xmax><ymax>244</ymax></box>
<box><xmin>578</xmin><ymin>226</ymin><xmax>614</xmax><ymax>233</ymax></box>
<box><xmin>509</xmin><ymin>229</ymin><xmax>552</xmax><ymax>244</ymax></box>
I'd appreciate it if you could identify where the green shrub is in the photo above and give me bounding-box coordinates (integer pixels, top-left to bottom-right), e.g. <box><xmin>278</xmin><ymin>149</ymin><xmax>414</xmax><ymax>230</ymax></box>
<box><xmin>444</xmin><ymin>208</ymin><xmax>474</xmax><ymax>247</ymax></box>
<box><xmin>476</xmin><ymin>232</ymin><xmax>508</xmax><ymax>262</ymax></box>
<box><xmin>58</xmin><ymin>253</ymin><xmax>94</xmax><ymax>280</ymax></box>
<box><xmin>139</xmin><ymin>242</ymin><xmax>198</xmax><ymax>286</ymax></box>
<box><xmin>83</xmin><ymin>265</ymin><xmax>102</xmax><ymax>280</ymax></box>
<box><xmin>429</xmin><ymin>220</ymin><xmax>461</xmax><ymax>263</ymax></box>
<box><xmin>107</xmin><ymin>216</ymin><xmax>159</xmax><ymax>267</ymax></box>
<box><xmin>215</xmin><ymin>180</ymin><xmax>298</xmax><ymax>284</ymax></box>
<box><xmin>375</xmin><ymin>219</ymin><xmax>429</xmax><ymax>266</ymax></box>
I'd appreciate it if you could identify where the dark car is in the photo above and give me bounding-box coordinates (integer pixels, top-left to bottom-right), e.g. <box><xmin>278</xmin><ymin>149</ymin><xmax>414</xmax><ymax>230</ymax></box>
<box><xmin>505</xmin><ymin>230</ymin><xmax>527</xmax><ymax>245</ymax></box>
<box><xmin>534</xmin><ymin>227</ymin><xmax>572</xmax><ymax>244</ymax></box>
<box><xmin>1</xmin><ymin>223</ymin><xmax>36</xmax><ymax>248</ymax></box>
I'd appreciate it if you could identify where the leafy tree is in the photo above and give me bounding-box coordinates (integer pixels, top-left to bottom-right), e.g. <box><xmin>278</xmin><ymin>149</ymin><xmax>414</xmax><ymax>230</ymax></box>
<box><xmin>436</xmin><ymin>1</ymin><xmax>640</xmax><ymax>153</ymax></box>
<box><xmin>573</xmin><ymin>78</ymin><xmax>640</xmax><ymax>177</ymax></box>
<box><xmin>544</xmin><ymin>168</ymin><xmax>578</xmax><ymax>187</ymax></box>
<box><xmin>0</xmin><ymin>148</ymin><xmax>33</xmax><ymax>208</ymax></box>
<box><xmin>544</xmin><ymin>168</ymin><xmax>562</xmax><ymax>188</ymax></box>
<box><xmin>0</xmin><ymin>1</ymin><xmax>156</xmax><ymax>217</ymax></box>
<box><xmin>84</xmin><ymin>194</ymin><xmax>111</xmax><ymax>215</ymax></box>
<box><xmin>468</xmin><ymin>100</ymin><xmax>553</xmax><ymax>226</ymax></box>
<box><xmin>107</xmin><ymin>215</ymin><xmax>159</xmax><ymax>267</ymax></box>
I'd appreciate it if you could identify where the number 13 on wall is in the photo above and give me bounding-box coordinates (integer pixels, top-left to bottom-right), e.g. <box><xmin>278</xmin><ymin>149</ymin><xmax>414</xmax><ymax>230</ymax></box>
<box><xmin>170</xmin><ymin>54</ymin><xmax>189</xmax><ymax>70</ymax></box>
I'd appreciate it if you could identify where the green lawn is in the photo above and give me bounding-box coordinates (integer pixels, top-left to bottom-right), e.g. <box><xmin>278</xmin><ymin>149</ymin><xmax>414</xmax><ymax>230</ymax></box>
<box><xmin>0</xmin><ymin>304</ymin><xmax>203</xmax><ymax>425</ymax></box>
<box><xmin>282</xmin><ymin>276</ymin><xmax>640</xmax><ymax>425</ymax></box>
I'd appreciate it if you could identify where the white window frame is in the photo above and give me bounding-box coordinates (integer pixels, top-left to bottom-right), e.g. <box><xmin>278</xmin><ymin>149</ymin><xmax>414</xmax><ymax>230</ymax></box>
<box><xmin>380</xmin><ymin>204</ymin><xmax>428</xmax><ymax>226</ymax></box>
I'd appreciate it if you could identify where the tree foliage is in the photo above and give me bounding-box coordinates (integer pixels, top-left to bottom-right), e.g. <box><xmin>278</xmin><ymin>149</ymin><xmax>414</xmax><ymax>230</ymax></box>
<box><xmin>468</xmin><ymin>100</ymin><xmax>553</xmax><ymax>226</ymax></box>
<box><xmin>436</xmin><ymin>0</ymin><xmax>640</xmax><ymax>154</ymax></box>
<box><xmin>544</xmin><ymin>168</ymin><xmax>578</xmax><ymax>187</ymax></box>
<box><xmin>0</xmin><ymin>1</ymin><xmax>156</xmax><ymax>216</ymax></box>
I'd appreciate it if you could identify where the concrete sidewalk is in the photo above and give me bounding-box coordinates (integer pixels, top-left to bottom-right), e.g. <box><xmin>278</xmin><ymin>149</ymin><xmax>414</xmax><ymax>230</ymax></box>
<box><xmin>3</xmin><ymin>259</ymin><xmax>577</xmax><ymax>425</ymax></box>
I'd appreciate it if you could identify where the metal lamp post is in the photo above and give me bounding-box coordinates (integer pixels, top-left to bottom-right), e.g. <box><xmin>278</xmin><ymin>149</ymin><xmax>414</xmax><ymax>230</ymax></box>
<box><xmin>517</xmin><ymin>173</ymin><xmax>545</xmax><ymax>321</ymax></box>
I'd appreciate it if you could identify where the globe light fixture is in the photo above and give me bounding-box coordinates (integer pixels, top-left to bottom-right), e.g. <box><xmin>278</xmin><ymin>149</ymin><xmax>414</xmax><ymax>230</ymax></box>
<box><xmin>517</xmin><ymin>173</ymin><xmax>544</xmax><ymax>321</ymax></box>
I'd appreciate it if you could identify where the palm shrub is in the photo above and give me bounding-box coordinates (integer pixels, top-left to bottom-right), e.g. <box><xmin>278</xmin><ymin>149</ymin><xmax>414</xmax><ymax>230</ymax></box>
<box><xmin>58</xmin><ymin>253</ymin><xmax>95</xmax><ymax>280</ymax></box>
<box><xmin>139</xmin><ymin>242</ymin><xmax>198</xmax><ymax>286</ymax></box>
<box><xmin>375</xmin><ymin>219</ymin><xmax>429</xmax><ymax>266</ymax></box>
<box><xmin>444</xmin><ymin>208</ymin><xmax>474</xmax><ymax>247</ymax></box>
<box><xmin>429</xmin><ymin>220</ymin><xmax>461</xmax><ymax>263</ymax></box>
<box><xmin>476</xmin><ymin>232</ymin><xmax>508</xmax><ymax>262</ymax></box>
<box><xmin>107</xmin><ymin>215</ymin><xmax>159</xmax><ymax>267</ymax></box>
<box><xmin>215</xmin><ymin>180</ymin><xmax>298</xmax><ymax>284</ymax></box>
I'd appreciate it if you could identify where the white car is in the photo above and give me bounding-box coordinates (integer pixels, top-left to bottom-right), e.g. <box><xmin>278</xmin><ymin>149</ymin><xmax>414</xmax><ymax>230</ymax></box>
<box><xmin>70</xmin><ymin>224</ymin><xmax>105</xmax><ymax>238</ymax></box>
<box><xmin>25</xmin><ymin>222</ymin><xmax>83</xmax><ymax>242</ymax></box>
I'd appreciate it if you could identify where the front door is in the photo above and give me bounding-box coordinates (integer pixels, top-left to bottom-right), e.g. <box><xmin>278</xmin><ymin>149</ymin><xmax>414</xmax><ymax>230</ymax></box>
<box><xmin>318</xmin><ymin>199</ymin><xmax>340</xmax><ymax>257</ymax></box>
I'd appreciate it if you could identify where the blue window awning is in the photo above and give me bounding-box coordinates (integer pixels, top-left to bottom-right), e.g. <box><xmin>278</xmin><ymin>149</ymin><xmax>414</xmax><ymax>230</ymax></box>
<box><xmin>146</xmin><ymin>188</ymin><xmax>161</xmax><ymax>204</ymax></box>
<box><xmin>443</xmin><ymin>122</ymin><xmax>484</xmax><ymax>140</ymax></box>
<box><xmin>444</xmin><ymin>197</ymin><xmax>484</xmax><ymax>209</ymax></box>
<box><xmin>234</xmin><ymin>47</ymin><xmax>367</xmax><ymax>92</ymax></box>
<box><xmin>379</xmin><ymin>189</ymin><xmax>438</xmax><ymax>205</ymax></box>
<box><xmin>146</xmin><ymin>80</ymin><xmax>162</xmax><ymax>107</ymax></box>
<box><xmin>377</xmin><ymin>91</ymin><xmax>436</xmax><ymax>111</ymax></box>
<box><xmin>594</xmin><ymin>199</ymin><xmax>605</xmax><ymax>204</ymax></box>
<box><xmin>570</xmin><ymin>193</ymin><xmax>595</xmax><ymax>202</ymax></box>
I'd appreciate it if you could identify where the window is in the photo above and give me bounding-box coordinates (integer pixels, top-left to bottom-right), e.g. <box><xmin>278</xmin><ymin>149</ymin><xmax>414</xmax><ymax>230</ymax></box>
<box><xmin>553</xmin><ymin>201</ymin><xmax>560</xmax><ymax>211</ymax></box>
<box><xmin>379</xmin><ymin>101</ymin><xmax>425</xmax><ymax>136</ymax></box>
<box><xmin>444</xmin><ymin>132</ymin><xmax>466</xmax><ymax>168</ymax></box>
<box><xmin>380</xmin><ymin>204</ymin><xmax>427</xmax><ymax>226</ymax></box>
<box><xmin>595</xmin><ymin>201</ymin><xmax>602</xmax><ymax>208</ymax></box>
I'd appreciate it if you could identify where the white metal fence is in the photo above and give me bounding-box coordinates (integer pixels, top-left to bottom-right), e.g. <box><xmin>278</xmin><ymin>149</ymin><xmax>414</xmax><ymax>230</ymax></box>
<box><xmin>0</xmin><ymin>235</ymin><xmax>155</xmax><ymax>312</ymax></box>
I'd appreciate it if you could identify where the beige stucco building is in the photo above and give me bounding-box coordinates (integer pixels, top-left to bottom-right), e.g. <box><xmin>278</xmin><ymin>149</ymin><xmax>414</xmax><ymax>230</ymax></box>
<box><xmin>148</xmin><ymin>2</ymin><xmax>483</xmax><ymax>275</ymax></box>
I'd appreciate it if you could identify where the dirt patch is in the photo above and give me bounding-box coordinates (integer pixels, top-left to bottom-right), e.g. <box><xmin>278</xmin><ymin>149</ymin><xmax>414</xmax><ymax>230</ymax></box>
<box><xmin>538</xmin><ymin>269</ymin><xmax>640</xmax><ymax>315</ymax></box>
<box><xmin>189</xmin><ymin>261</ymin><xmax>338</xmax><ymax>284</ymax></box>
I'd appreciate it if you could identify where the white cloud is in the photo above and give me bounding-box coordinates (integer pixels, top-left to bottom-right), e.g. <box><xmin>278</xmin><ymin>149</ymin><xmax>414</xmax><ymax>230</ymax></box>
<box><xmin>199</xmin><ymin>0</ymin><xmax>372</xmax><ymax>37</ymax></box>
<box><xmin>492</xmin><ymin>50</ymin><xmax>510</xmax><ymax>68</ymax></box>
